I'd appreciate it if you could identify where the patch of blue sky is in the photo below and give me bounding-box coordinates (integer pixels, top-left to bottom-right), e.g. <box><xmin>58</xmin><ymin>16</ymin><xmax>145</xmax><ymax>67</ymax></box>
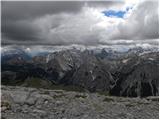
<box><xmin>102</xmin><ymin>6</ymin><xmax>133</xmax><ymax>18</ymax></box>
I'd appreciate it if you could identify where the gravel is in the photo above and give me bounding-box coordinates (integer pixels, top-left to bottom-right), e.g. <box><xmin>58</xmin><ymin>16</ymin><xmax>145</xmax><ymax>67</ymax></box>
<box><xmin>1</xmin><ymin>85</ymin><xmax>159</xmax><ymax>119</ymax></box>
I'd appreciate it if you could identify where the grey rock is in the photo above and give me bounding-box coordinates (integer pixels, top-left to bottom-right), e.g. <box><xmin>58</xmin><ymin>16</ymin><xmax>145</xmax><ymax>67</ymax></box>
<box><xmin>1</xmin><ymin>85</ymin><xmax>159</xmax><ymax>119</ymax></box>
<box><xmin>25</xmin><ymin>97</ymin><xmax>37</xmax><ymax>105</ymax></box>
<box><xmin>10</xmin><ymin>91</ymin><xmax>29</xmax><ymax>104</ymax></box>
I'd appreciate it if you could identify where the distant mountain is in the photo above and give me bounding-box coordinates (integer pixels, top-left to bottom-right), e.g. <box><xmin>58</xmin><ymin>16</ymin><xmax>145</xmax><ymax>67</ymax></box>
<box><xmin>1</xmin><ymin>46</ymin><xmax>159</xmax><ymax>97</ymax></box>
<box><xmin>1</xmin><ymin>46</ymin><xmax>31</xmax><ymax>64</ymax></box>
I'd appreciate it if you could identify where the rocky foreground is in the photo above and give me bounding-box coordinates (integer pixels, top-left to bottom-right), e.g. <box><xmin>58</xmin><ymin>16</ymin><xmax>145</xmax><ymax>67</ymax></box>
<box><xmin>1</xmin><ymin>85</ymin><xmax>159</xmax><ymax>119</ymax></box>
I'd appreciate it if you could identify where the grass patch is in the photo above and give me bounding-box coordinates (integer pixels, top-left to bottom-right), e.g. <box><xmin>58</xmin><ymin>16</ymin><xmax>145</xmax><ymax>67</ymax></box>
<box><xmin>50</xmin><ymin>84</ymin><xmax>85</xmax><ymax>93</ymax></box>
<box><xmin>75</xmin><ymin>94</ymin><xmax>87</xmax><ymax>98</ymax></box>
<box><xmin>98</xmin><ymin>91</ymin><xmax>110</xmax><ymax>96</ymax></box>
<box><xmin>125</xmin><ymin>101</ymin><xmax>150</xmax><ymax>107</ymax></box>
<box><xmin>103</xmin><ymin>97</ymin><xmax>114</xmax><ymax>102</ymax></box>
<box><xmin>93</xmin><ymin>103</ymin><xmax>103</xmax><ymax>111</ymax></box>
<box><xmin>21</xmin><ymin>77</ymin><xmax>53</xmax><ymax>89</ymax></box>
<box><xmin>125</xmin><ymin>103</ymin><xmax>135</xmax><ymax>107</ymax></box>
<box><xmin>1</xmin><ymin>101</ymin><xmax>11</xmax><ymax>110</ymax></box>
<box><xmin>18</xmin><ymin>77</ymin><xmax>86</xmax><ymax>92</ymax></box>
<box><xmin>52</xmin><ymin>94</ymin><xmax>65</xmax><ymax>99</ymax></box>
<box><xmin>43</xmin><ymin>91</ymin><xmax>50</xmax><ymax>95</ymax></box>
<box><xmin>3</xmin><ymin>77</ymin><xmax>86</xmax><ymax>93</ymax></box>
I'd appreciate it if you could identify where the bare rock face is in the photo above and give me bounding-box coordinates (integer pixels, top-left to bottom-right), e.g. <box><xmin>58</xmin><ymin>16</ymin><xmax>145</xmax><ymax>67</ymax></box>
<box><xmin>110</xmin><ymin>52</ymin><xmax>159</xmax><ymax>97</ymax></box>
<box><xmin>120</xmin><ymin>63</ymin><xmax>158</xmax><ymax>97</ymax></box>
<box><xmin>71</xmin><ymin>51</ymin><xmax>114</xmax><ymax>92</ymax></box>
<box><xmin>46</xmin><ymin>50</ymin><xmax>83</xmax><ymax>83</ymax></box>
<box><xmin>45</xmin><ymin>50</ymin><xmax>115</xmax><ymax>92</ymax></box>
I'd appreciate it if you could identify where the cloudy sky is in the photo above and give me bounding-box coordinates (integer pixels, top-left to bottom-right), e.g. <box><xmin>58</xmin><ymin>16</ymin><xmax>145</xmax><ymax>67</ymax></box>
<box><xmin>1</xmin><ymin>0</ymin><xmax>159</xmax><ymax>47</ymax></box>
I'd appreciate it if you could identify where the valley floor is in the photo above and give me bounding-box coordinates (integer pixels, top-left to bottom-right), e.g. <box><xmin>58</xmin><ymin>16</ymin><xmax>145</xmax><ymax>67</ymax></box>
<box><xmin>1</xmin><ymin>85</ymin><xmax>159</xmax><ymax>119</ymax></box>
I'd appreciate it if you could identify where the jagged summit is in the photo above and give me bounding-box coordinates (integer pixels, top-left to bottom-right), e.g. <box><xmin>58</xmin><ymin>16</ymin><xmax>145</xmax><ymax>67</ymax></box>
<box><xmin>1</xmin><ymin>45</ymin><xmax>159</xmax><ymax>97</ymax></box>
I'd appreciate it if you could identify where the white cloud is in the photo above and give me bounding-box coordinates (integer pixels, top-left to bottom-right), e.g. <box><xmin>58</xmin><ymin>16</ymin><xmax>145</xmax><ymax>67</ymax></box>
<box><xmin>109</xmin><ymin>0</ymin><xmax>159</xmax><ymax>40</ymax></box>
<box><xmin>2</xmin><ymin>0</ymin><xmax>158</xmax><ymax>47</ymax></box>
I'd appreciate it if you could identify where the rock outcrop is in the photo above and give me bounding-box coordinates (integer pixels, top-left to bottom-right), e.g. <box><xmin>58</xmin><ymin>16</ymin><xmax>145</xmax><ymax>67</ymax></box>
<box><xmin>110</xmin><ymin>52</ymin><xmax>159</xmax><ymax>97</ymax></box>
<box><xmin>1</xmin><ymin>85</ymin><xmax>159</xmax><ymax>119</ymax></box>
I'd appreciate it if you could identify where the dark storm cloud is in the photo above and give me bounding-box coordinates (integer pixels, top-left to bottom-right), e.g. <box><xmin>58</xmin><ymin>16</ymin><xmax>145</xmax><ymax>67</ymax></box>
<box><xmin>2</xmin><ymin>20</ymin><xmax>41</xmax><ymax>41</ymax></box>
<box><xmin>1</xmin><ymin>1</ymin><xmax>84</xmax><ymax>21</ymax></box>
<box><xmin>3</xmin><ymin>1</ymin><xmax>121</xmax><ymax>44</ymax></box>
<box><xmin>86</xmin><ymin>1</ymin><xmax>124</xmax><ymax>8</ymax></box>
<box><xmin>1</xmin><ymin>1</ymin><xmax>123</xmax><ymax>21</ymax></box>
<box><xmin>1</xmin><ymin>1</ymin><xmax>85</xmax><ymax>44</ymax></box>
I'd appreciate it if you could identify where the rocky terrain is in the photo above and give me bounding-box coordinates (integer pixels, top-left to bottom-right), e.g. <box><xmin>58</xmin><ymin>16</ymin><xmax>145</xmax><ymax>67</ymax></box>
<box><xmin>1</xmin><ymin>85</ymin><xmax>159</xmax><ymax>119</ymax></box>
<box><xmin>1</xmin><ymin>46</ymin><xmax>159</xmax><ymax>97</ymax></box>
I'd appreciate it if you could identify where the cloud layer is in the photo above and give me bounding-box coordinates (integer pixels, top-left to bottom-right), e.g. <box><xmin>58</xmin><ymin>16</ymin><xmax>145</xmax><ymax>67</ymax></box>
<box><xmin>2</xmin><ymin>0</ymin><xmax>159</xmax><ymax>46</ymax></box>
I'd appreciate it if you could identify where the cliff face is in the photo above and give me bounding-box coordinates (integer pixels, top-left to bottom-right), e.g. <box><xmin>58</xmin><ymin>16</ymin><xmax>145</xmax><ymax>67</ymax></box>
<box><xmin>1</xmin><ymin>85</ymin><xmax>159</xmax><ymax>119</ymax></box>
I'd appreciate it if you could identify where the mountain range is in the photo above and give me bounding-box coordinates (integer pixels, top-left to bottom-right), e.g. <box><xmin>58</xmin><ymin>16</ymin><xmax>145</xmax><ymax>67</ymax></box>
<box><xmin>1</xmin><ymin>45</ymin><xmax>159</xmax><ymax>97</ymax></box>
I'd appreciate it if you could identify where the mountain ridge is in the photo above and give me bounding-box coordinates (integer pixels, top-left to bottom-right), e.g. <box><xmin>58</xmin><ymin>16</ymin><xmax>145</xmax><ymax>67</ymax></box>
<box><xmin>1</xmin><ymin>46</ymin><xmax>159</xmax><ymax>97</ymax></box>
